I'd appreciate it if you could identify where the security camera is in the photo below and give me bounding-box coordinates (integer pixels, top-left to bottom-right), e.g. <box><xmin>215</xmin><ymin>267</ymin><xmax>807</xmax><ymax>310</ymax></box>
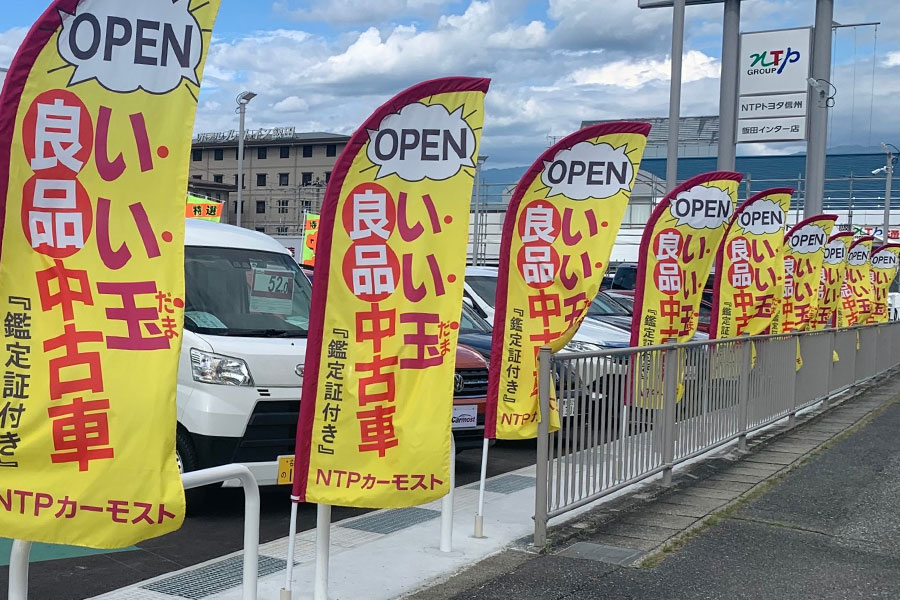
<box><xmin>807</xmin><ymin>77</ymin><xmax>826</xmax><ymax>94</ymax></box>
<box><xmin>873</xmin><ymin>166</ymin><xmax>888</xmax><ymax>175</ymax></box>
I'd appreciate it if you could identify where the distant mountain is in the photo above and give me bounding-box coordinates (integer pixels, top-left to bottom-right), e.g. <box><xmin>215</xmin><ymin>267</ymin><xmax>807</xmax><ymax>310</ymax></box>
<box><xmin>481</xmin><ymin>166</ymin><xmax>526</xmax><ymax>185</ymax></box>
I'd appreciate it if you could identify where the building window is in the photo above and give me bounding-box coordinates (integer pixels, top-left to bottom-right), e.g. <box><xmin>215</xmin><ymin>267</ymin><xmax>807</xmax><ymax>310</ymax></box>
<box><xmin>233</xmin><ymin>201</ymin><xmax>246</xmax><ymax>213</ymax></box>
<box><xmin>257</xmin><ymin>173</ymin><xmax>267</xmax><ymax>187</ymax></box>
<box><xmin>277</xmin><ymin>199</ymin><xmax>289</xmax><ymax>214</ymax></box>
<box><xmin>257</xmin><ymin>146</ymin><xmax>267</xmax><ymax>160</ymax></box>
<box><xmin>192</xmin><ymin>149</ymin><xmax>202</xmax><ymax>161</ymax></box>
<box><xmin>301</xmin><ymin>172</ymin><xmax>313</xmax><ymax>186</ymax></box>
<box><xmin>325</xmin><ymin>171</ymin><xmax>332</xmax><ymax>183</ymax></box>
<box><xmin>256</xmin><ymin>201</ymin><xmax>266</xmax><ymax>214</ymax></box>
<box><xmin>213</xmin><ymin>174</ymin><xmax>223</xmax><ymax>183</ymax></box>
<box><xmin>235</xmin><ymin>147</ymin><xmax>246</xmax><ymax>160</ymax></box>
<box><xmin>280</xmin><ymin>145</ymin><xmax>290</xmax><ymax>158</ymax></box>
<box><xmin>256</xmin><ymin>227</ymin><xmax>266</xmax><ymax>233</ymax></box>
<box><xmin>326</xmin><ymin>144</ymin><xmax>336</xmax><ymax>157</ymax></box>
<box><xmin>279</xmin><ymin>172</ymin><xmax>289</xmax><ymax>186</ymax></box>
<box><xmin>191</xmin><ymin>174</ymin><xmax>202</xmax><ymax>180</ymax></box>
<box><xmin>234</xmin><ymin>174</ymin><xmax>245</xmax><ymax>188</ymax></box>
<box><xmin>214</xmin><ymin>148</ymin><xmax>223</xmax><ymax>161</ymax></box>
<box><xmin>276</xmin><ymin>226</ymin><xmax>288</xmax><ymax>234</ymax></box>
<box><xmin>302</xmin><ymin>145</ymin><xmax>313</xmax><ymax>158</ymax></box>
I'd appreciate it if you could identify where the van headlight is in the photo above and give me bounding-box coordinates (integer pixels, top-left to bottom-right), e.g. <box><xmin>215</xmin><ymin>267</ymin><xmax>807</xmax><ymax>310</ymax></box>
<box><xmin>190</xmin><ymin>349</ymin><xmax>254</xmax><ymax>386</ymax></box>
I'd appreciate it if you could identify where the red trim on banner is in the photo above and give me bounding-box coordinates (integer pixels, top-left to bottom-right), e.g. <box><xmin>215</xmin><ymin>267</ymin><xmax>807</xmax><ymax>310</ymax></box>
<box><xmin>291</xmin><ymin>77</ymin><xmax>491</xmax><ymax>501</ymax></box>
<box><xmin>783</xmin><ymin>213</ymin><xmax>839</xmax><ymax>243</ymax></box>
<box><xmin>709</xmin><ymin>187</ymin><xmax>794</xmax><ymax>339</ymax></box>
<box><xmin>484</xmin><ymin>121</ymin><xmax>651</xmax><ymax>439</ymax></box>
<box><xmin>849</xmin><ymin>235</ymin><xmax>875</xmax><ymax>251</ymax></box>
<box><xmin>0</xmin><ymin>1</ymin><xmax>75</xmax><ymax>261</ymax></box>
<box><xmin>829</xmin><ymin>231</ymin><xmax>855</xmax><ymax>242</ymax></box>
<box><xmin>871</xmin><ymin>243</ymin><xmax>900</xmax><ymax>255</ymax></box>
<box><xmin>628</xmin><ymin>171</ymin><xmax>743</xmax><ymax>346</ymax></box>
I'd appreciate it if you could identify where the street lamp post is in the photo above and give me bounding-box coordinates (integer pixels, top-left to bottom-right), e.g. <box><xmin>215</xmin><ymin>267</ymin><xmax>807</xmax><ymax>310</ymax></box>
<box><xmin>235</xmin><ymin>91</ymin><xmax>257</xmax><ymax>228</ymax></box>
<box><xmin>880</xmin><ymin>143</ymin><xmax>898</xmax><ymax>244</ymax></box>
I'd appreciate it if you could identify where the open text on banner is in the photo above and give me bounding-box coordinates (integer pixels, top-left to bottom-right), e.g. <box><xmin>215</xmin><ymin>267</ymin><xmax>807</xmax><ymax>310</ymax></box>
<box><xmin>814</xmin><ymin>232</ymin><xmax>853</xmax><ymax>329</ymax></box>
<box><xmin>710</xmin><ymin>187</ymin><xmax>792</xmax><ymax>339</ymax></box>
<box><xmin>869</xmin><ymin>244</ymin><xmax>900</xmax><ymax>324</ymax></box>
<box><xmin>485</xmin><ymin>122</ymin><xmax>651</xmax><ymax>441</ymax></box>
<box><xmin>291</xmin><ymin>77</ymin><xmax>490</xmax><ymax>508</ymax></box>
<box><xmin>0</xmin><ymin>0</ymin><xmax>222</xmax><ymax>548</ymax></box>
<box><xmin>840</xmin><ymin>237</ymin><xmax>874</xmax><ymax>327</ymax></box>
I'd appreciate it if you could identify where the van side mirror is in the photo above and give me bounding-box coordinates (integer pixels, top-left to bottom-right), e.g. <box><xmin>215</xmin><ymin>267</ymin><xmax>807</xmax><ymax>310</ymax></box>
<box><xmin>463</xmin><ymin>296</ymin><xmax>475</xmax><ymax>309</ymax></box>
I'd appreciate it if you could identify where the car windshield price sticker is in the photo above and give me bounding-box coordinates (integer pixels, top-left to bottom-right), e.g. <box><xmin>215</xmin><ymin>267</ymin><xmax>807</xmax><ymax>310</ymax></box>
<box><xmin>250</xmin><ymin>268</ymin><xmax>295</xmax><ymax>314</ymax></box>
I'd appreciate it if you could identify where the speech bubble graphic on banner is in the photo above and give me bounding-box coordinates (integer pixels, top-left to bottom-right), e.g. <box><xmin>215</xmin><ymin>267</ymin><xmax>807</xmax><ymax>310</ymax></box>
<box><xmin>736</xmin><ymin>199</ymin><xmax>785</xmax><ymax>235</ymax></box>
<box><xmin>787</xmin><ymin>223</ymin><xmax>828</xmax><ymax>254</ymax></box>
<box><xmin>540</xmin><ymin>142</ymin><xmax>633</xmax><ymax>200</ymax></box>
<box><xmin>824</xmin><ymin>238</ymin><xmax>847</xmax><ymax>265</ymax></box>
<box><xmin>57</xmin><ymin>0</ymin><xmax>203</xmax><ymax>94</ymax></box>
<box><xmin>848</xmin><ymin>245</ymin><xmax>871</xmax><ymax>266</ymax></box>
<box><xmin>366</xmin><ymin>103</ymin><xmax>476</xmax><ymax>182</ymax></box>
<box><xmin>670</xmin><ymin>184</ymin><xmax>734</xmax><ymax>230</ymax></box>
<box><xmin>872</xmin><ymin>248</ymin><xmax>898</xmax><ymax>269</ymax></box>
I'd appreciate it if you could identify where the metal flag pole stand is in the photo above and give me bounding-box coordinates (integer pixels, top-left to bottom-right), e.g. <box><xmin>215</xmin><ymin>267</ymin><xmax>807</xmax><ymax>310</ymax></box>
<box><xmin>474</xmin><ymin>437</ymin><xmax>489</xmax><ymax>538</ymax></box>
<box><xmin>440</xmin><ymin>437</ymin><xmax>457</xmax><ymax>552</ymax></box>
<box><xmin>280</xmin><ymin>500</ymin><xmax>299</xmax><ymax>600</ymax></box>
<box><xmin>314</xmin><ymin>504</ymin><xmax>332</xmax><ymax>600</ymax></box>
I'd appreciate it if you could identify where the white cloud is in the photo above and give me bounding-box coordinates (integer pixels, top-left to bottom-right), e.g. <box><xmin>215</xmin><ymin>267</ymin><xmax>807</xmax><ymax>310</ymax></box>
<box><xmin>884</xmin><ymin>51</ymin><xmax>900</xmax><ymax>67</ymax></box>
<box><xmin>273</xmin><ymin>95</ymin><xmax>310</xmax><ymax>112</ymax></box>
<box><xmin>571</xmin><ymin>50</ymin><xmax>720</xmax><ymax>89</ymax></box>
<box><xmin>275</xmin><ymin>0</ymin><xmax>453</xmax><ymax>26</ymax></box>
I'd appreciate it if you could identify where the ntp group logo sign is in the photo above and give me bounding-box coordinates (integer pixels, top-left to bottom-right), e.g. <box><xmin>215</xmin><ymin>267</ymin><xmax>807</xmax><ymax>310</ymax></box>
<box><xmin>739</xmin><ymin>27</ymin><xmax>811</xmax><ymax>95</ymax></box>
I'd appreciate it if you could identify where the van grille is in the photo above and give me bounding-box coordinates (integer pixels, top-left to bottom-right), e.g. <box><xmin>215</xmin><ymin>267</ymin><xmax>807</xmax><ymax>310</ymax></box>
<box><xmin>455</xmin><ymin>368</ymin><xmax>489</xmax><ymax>399</ymax></box>
<box><xmin>233</xmin><ymin>400</ymin><xmax>298</xmax><ymax>463</ymax></box>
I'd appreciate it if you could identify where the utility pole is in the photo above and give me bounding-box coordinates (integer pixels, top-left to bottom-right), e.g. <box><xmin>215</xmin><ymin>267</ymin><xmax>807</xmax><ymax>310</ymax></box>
<box><xmin>235</xmin><ymin>91</ymin><xmax>257</xmax><ymax>228</ymax></box>
<box><xmin>716</xmin><ymin>0</ymin><xmax>740</xmax><ymax>171</ymax></box>
<box><xmin>666</xmin><ymin>0</ymin><xmax>686</xmax><ymax>191</ymax></box>
<box><xmin>804</xmin><ymin>0</ymin><xmax>834</xmax><ymax>217</ymax></box>
<box><xmin>881</xmin><ymin>144</ymin><xmax>896</xmax><ymax>244</ymax></box>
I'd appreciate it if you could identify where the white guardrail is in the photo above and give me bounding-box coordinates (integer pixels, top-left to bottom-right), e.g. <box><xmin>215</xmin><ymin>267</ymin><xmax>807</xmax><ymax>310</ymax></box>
<box><xmin>533</xmin><ymin>322</ymin><xmax>900</xmax><ymax>546</ymax></box>
<box><xmin>8</xmin><ymin>464</ymin><xmax>261</xmax><ymax>600</ymax></box>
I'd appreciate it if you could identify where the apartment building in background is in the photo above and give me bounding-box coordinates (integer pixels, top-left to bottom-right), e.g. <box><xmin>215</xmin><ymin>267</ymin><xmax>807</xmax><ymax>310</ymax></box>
<box><xmin>189</xmin><ymin>127</ymin><xmax>349</xmax><ymax>234</ymax></box>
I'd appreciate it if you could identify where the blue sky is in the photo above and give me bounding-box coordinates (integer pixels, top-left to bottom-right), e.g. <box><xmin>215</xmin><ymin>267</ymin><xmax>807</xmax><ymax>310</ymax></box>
<box><xmin>2</xmin><ymin>1</ymin><xmax>899</xmax><ymax>168</ymax></box>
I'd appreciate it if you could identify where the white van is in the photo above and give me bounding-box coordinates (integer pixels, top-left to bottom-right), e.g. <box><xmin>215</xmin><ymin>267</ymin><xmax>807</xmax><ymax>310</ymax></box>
<box><xmin>177</xmin><ymin>219</ymin><xmax>311</xmax><ymax>486</ymax></box>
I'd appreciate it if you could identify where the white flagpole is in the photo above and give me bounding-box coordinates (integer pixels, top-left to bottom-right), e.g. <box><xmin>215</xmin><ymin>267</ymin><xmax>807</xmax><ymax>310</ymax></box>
<box><xmin>474</xmin><ymin>437</ymin><xmax>489</xmax><ymax>537</ymax></box>
<box><xmin>440</xmin><ymin>437</ymin><xmax>456</xmax><ymax>552</ymax></box>
<box><xmin>314</xmin><ymin>504</ymin><xmax>331</xmax><ymax>600</ymax></box>
<box><xmin>280</xmin><ymin>500</ymin><xmax>299</xmax><ymax>600</ymax></box>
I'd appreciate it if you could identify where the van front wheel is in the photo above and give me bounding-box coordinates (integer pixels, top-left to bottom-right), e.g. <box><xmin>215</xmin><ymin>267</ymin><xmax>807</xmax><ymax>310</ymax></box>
<box><xmin>176</xmin><ymin>427</ymin><xmax>199</xmax><ymax>474</ymax></box>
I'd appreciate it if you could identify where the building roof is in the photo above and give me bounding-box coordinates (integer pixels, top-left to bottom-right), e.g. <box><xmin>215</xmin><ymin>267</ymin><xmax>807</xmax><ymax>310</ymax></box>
<box><xmin>192</xmin><ymin>130</ymin><xmax>350</xmax><ymax>148</ymax></box>
<box><xmin>581</xmin><ymin>116</ymin><xmax>720</xmax><ymax>147</ymax></box>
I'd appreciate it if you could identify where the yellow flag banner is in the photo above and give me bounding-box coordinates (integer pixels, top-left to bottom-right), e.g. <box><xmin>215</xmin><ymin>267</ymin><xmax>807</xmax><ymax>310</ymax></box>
<box><xmin>813</xmin><ymin>232</ymin><xmax>853</xmax><ymax>329</ymax></box>
<box><xmin>770</xmin><ymin>215</ymin><xmax>837</xmax><ymax>334</ymax></box>
<box><xmin>485</xmin><ymin>122</ymin><xmax>650</xmax><ymax>440</ymax></box>
<box><xmin>869</xmin><ymin>243</ymin><xmax>900</xmax><ymax>323</ymax></box>
<box><xmin>710</xmin><ymin>187</ymin><xmax>791</xmax><ymax>338</ymax></box>
<box><xmin>185</xmin><ymin>194</ymin><xmax>223</xmax><ymax>222</ymax></box>
<box><xmin>292</xmin><ymin>77</ymin><xmax>490</xmax><ymax>508</ymax></box>
<box><xmin>300</xmin><ymin>212</ymin><xmax>320</xmax><ymax>266</ymax></box>
<box><xmin>0</xmin><ymin>0</ymin><xmax>221</xmax><ymax>547</ymax></box>
<box><xmin>631</xmin><ymin>171</ymin><xmax>742</xmax><ymax>347</ymax></box>
<box><xmin>840</xmin><ymin>236</ymin><xmax>874</xmax><ymax>326</ymax></box>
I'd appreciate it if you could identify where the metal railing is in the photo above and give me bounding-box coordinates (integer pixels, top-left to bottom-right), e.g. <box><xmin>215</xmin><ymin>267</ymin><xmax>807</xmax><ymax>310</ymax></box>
<box><xmin>8</xmin><ymin>464</ymin><xmax>261</xmax><ymax>600</ymax></box>
<box><xmin>533</xmin><ymin>322</ymin><xmax>900</xmax><ymax>546</ymax></box>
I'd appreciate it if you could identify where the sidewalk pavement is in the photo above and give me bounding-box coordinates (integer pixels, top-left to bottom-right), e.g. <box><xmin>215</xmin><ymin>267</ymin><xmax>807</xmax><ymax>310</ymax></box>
<box><xmin>90</xmin><ymin>373</ymin><xmax>900</xmax><ymax>600</ymax></box>
<box><xmin>410</xmin><ymin>375</ymin><xmax>900</xmax><ymax>600</ymax></box>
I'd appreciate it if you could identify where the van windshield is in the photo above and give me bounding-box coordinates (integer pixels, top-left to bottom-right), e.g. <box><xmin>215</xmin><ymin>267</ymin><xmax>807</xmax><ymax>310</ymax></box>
<box><xmin>184</xmin><ymin>246</ymin><xmax>312</xmax><ymax>337</ymax></box>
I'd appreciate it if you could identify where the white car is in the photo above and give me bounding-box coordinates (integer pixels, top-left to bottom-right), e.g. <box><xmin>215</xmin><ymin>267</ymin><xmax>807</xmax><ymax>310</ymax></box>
<box><xmin>463</xmin><ymin>266</ymin><xmax>632</xmax><ymax>349</ymax></box>
<box><xmin>178</xmin><ymin>219</ymin><xmax>311</xmax><ymax>486</ymax></box>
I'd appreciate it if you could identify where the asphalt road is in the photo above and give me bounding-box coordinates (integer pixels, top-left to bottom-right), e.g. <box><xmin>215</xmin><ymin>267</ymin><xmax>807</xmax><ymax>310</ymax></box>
<box><xmin>426</xmin><ymin>401</ymin><xmax>900</xmax><ymax>600</ymax></box>
<box><xmin>0</xmin><ymin>439</ymin><xmax>537</xmax><ymax>600</ymax></box>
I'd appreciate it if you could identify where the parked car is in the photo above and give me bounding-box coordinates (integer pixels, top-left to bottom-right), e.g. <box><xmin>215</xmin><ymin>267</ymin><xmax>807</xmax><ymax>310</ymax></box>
<box><xmin>463</xmin><ymin>266</ymin><xmax>632</xmax><ymax>349</ymax></box>
<box><xmin>606</xmin><ymin>289</ymin><xmax>713</xmax><ymax>336</ymax></box>
<box><xmin>585</xmin><ymin>291</ymin><xmax>634</xmax><ymax>332</ymax></box>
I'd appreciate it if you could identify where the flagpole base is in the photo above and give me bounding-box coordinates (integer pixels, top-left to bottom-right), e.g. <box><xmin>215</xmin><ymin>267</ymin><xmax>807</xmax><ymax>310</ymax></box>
<box><xmin>473</xmin><ymin>515</ymin><xmax>485</xmax><ymax>539</ymax></box>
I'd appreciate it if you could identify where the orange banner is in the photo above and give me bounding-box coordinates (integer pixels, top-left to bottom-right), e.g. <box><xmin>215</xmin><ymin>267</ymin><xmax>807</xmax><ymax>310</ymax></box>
<box><xmin>840</xmin><ymin>236</ymin><xmax>874</xmax><ymax>327</ymax></box>
<box><xmin>631</xmin><ymin>171</ymin><xmax>742</xmax><ymax>346</ymax></box>
<box><xmin>0</xmin><ymin>0</ymin><xmax>221</xmax><ymax>547</ymax></box>
<box><xmin>292</xmin><ymin>77</ymin><xmax>489</xmax><ymax>508</ymax></box>
<box><xmin>770</xmin><ymin>215</ymin><xmax>837</xmax><ymax>334</ymax></box>
<box><xmin>813</xmin><ymin>232</ymin><xmax>853</xmax><ymax>328</ymax></box>
<box><xmin>869</xmin><ymin>243</ymin><xmax>900</xmax><ymax>323</ymax></box>
<box><xmin>710</xmin><ymin>188</ymin><xmax>791</xmax><ymax>338</ymax></box>
<box><xmin>486</xmin><ymin>122</ymin><xmax>650</xmax><ymax>440</ymax></box>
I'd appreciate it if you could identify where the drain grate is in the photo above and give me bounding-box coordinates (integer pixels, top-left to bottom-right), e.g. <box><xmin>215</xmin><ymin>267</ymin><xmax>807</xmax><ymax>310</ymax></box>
<box><xmin>340</xmin><ymin>506</ymin><xmax>440</xmax><ymax>534</ymax></box>
<box><xmin>142</xmin><ymin>555</ymin><xmax>286</xmax><ymax>599</ymax></box>
<box><xmin>556</xmin><ymin>541</ymin><xmax>643</xmax><ymax>566</ymax></box>
<box><xmin>468</xmin><ymin>474</ymin><xmax>535</xmax><ymax>495</ymax></box>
